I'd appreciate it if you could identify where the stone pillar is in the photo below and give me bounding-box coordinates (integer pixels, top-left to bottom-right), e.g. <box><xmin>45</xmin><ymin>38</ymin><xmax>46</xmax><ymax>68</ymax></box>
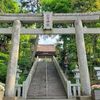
<box><xmin>75</xmin><ymin>19</ymin><xmax>91</xmax><ymax>95</ymax></box>
<box><xmin>4</xmin><ymin>20</ymin><xmax>21</xmax><ymax>99</ymax></box>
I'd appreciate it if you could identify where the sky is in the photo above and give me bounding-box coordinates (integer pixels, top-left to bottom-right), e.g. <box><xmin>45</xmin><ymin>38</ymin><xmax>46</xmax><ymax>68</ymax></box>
<box><xmin>38</xmin><ymin>35</ymin><xmax>59</xmax><ymax>45</ymax></box>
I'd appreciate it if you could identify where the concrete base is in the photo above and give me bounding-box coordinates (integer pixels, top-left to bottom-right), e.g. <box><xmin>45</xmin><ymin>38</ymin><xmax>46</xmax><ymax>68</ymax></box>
<box><xmin>3</xmin><ymin>97</ymin><xmax>17</xmax><ymax>100</ymax></box>
<box><xmin>0</xmin><ymin>91</ymin><xmax>4</xmax><ymax>100</ymax></box>
<box><xmin>76</xmin><ymin>96</ymin><xmax>91</xmax><ymax>100</ymax></box>
<box><xmin>93</xmin><ymin>90</ymin><xmax>100</xmax><ymax>100</ymax></box>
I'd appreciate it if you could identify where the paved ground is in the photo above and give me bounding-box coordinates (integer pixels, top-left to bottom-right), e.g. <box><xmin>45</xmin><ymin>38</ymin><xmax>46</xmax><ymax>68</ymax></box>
<box><xmin>18</xmin><ymin>97</ymin><xmax>76</xmax><ymax>100</ymax></box>
<box><xmin>18</xmin><ymin>97</ymin><xmax>77</xmax><ymax>100</ymax></box>
<box><xmin>27</xmin><ymin>61</ymin><xmax>67</xmax><ymax>99</ymax></box>
<box><xmin>26</xmin><ymin>99</ymin><xmax>75</xmax><ymax>100</ymax></box>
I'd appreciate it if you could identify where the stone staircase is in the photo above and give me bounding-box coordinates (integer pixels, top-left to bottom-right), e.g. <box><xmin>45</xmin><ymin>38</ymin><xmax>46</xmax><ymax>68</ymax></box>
<box><xmin>27</xmin><ymin>60</ymin><xmax>67</xmax><ymax>99</ymax></box>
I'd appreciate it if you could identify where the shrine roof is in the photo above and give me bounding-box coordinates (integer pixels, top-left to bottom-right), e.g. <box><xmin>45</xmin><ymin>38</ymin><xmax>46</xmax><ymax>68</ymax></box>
<box><xmin>36</xmin><ymin>45</ymin><xmax>55</xmax><ymax>52</ymax></box>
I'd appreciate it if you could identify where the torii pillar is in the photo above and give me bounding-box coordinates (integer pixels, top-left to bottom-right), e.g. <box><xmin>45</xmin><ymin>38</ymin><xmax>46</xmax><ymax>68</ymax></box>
<box><xmin>4</xmin><ymin>20</ymin><xmax>21</xmax><ymax>100</ymax></box>
<box><xmin>75</xmin><ymin>19</ymin><xmax>91</xmax><ymax>95</ymax></box>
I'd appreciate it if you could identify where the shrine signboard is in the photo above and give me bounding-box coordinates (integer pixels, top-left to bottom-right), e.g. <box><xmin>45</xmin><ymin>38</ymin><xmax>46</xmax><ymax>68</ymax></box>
<box><xmin>44</xmin><ymin>12</ymin><xmax>53</xmax><ymax>30</ymax></box>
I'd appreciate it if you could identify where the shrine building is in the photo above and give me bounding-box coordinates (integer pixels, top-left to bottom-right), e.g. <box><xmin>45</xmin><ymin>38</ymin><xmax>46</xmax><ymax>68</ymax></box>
<box><xmin>35</xmin><ymin>45</ymin><xmax>56</xmax><ymax>57</ymax></box>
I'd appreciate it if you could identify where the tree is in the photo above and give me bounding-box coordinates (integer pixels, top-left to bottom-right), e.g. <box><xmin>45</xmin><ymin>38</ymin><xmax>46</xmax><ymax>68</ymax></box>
<box><xmin>18</xmin><ymin>35</ymin><xmax>37</xmax><ymax>83</ymax></box>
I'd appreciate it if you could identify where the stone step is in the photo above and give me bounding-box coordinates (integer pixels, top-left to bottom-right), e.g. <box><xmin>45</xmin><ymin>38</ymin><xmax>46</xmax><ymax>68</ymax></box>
<box><xmin>27</xmin><ymin>61</ymin><xmax>66</xmax><ymax>99</ymax></box>
<box><xmin>27</xmin><ymin>96</ymin><xmax>67</xmax><ymax>99</ymax></box>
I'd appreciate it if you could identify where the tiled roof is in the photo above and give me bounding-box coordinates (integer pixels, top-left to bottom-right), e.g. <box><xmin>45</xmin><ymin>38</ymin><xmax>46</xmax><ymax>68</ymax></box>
<box><xmin>36</xmin><ymin>45</ymin><xmax>55</xmax><ymax>52</ymax></box>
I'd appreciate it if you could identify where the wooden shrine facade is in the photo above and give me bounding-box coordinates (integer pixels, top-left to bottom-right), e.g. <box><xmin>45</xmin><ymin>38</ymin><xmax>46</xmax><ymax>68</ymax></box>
<box><xmin>35</xmin><ymin>45</ymin><xmax>56</xmax><ymax>57</ymax></box>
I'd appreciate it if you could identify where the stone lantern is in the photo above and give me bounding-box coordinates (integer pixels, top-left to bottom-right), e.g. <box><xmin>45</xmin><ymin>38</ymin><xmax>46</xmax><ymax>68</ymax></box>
<box><xmin>94</xmin><ymin>67</ymin><xmax>100</xmax><ymax>80</ymax></box>
<box><xmin>72</xmin><ymin>65</ymin><xmax>80</xmax><ymax>84</ymax></box>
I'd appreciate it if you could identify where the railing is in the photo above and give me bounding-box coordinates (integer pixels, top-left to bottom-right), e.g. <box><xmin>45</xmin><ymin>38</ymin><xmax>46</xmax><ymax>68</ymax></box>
<box><xmin>22</xmin><ymin>56</ymin><xmax>39</xmax><ymax>98</ymax></box>
<box><xmin>15</xmin><ymin>84</ymin><xmax>23</xmax><ymax>97</ymax></box>
<box><xmin>71</xmin><ymin>83</ymin><xmax>80</xmax><ymax>96</ymax></box>
<box><xmin>67</xmin><ymin>81</ymin><xmax>81</xmax><ymax>98</ymax></box>
<box><xmin>52</xmin><ymin>56</ymin><xmax>81</xmax><ymax>98</ymax></box>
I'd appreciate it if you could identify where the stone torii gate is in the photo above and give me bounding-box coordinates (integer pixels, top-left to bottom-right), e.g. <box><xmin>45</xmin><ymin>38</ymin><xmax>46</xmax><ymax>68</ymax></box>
<box><xmin>0</xmin><ymin>12</ymin><xmax>100</xmax><ymax>100</ymax></box>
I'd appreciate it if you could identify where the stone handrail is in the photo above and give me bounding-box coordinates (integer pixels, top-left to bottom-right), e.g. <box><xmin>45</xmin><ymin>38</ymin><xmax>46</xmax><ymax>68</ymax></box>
<box><xmin>52</xmin><ymin>56</ymin><xmax>68</xmax><ymax>93</ymax></box>
<box><xmin>22</xmin><ymin>56</ymin><xmax>39</xmax><ymax>98</ymax></box>
<box><xmin>52</xmin><ymin>56</ymin><xmax>81</xmax><ymax>98</ymax></box>
<box><xmin>52</xmin><ymin>56</ymin><xmax>72</xmax><ymax>98</ymax></box>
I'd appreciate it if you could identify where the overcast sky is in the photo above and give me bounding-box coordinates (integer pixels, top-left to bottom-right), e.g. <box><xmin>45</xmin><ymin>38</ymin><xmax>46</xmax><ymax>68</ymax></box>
<box><xmin>38</xmin><ymin>35</ymin><xmax>59</xmax><ymax>45</ymax></box>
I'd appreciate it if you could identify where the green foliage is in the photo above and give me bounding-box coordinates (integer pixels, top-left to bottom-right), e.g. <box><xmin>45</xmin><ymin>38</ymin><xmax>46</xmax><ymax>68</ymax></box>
<box><xmin>40</xmin><ymin>0</ymin><xmax>71</xmax><ymax>13</ymax></box>
<box><xmin>95</xmin><ymin>0</ymin><xmax>100</xmax><ymax>10</ymax></box>
<box><xmin>0</xmin><ymin>0</ymin><xmax>20</xmax><ymax>13</ymax></box>
<box><xmin>19</xmin><ymin>36</ymin><xmax>32</xmax><ymax>70</ymax></box>
<box><xmin>0</xmin><ymin>63</ymin><xmax>7</xmax><ymax>82</ymax></box>
<box><xmin>40</xmin><ymin>0</ymin><xmax>100</xmax><ymax>13</ymax></box>
<box><xmin>0</xmin><ymin>52</ymin><xmax>8</xmax><ymax>61</ymax></box>
<box><xmin>18</xmin><ymin>73</ymin><xmax>26</xmax><ymax>84</ymax></box>
<box><xmin>0</xmin><ymin>52</ymin><xmax>9</xmax><ymax>83</ymax></box>
<box><xmin>57</xmin><ymin>35</ymin><xmax>77</xmax><ymax>70</ymax></box>
<box><xmin>18</xmin><ymin>35</ymin><xmax>37</xmax><ymax>83</ymax></box>
<box><xmin>71</xmin><ymin>0</ymin><xmax>97</xmax><ymax>12</ymax></box>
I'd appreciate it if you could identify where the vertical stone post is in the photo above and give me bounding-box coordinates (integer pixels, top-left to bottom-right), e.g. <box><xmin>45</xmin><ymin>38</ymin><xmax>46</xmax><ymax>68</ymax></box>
<box><xmin>74</xmin><ymin>19</ymin><xmax>91</xmax><ymax>95</ymax></box>
<box><xmin>4</xmin><ymin>20</ymin><xmax>21</xmax><ymax>99</ymax></box>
